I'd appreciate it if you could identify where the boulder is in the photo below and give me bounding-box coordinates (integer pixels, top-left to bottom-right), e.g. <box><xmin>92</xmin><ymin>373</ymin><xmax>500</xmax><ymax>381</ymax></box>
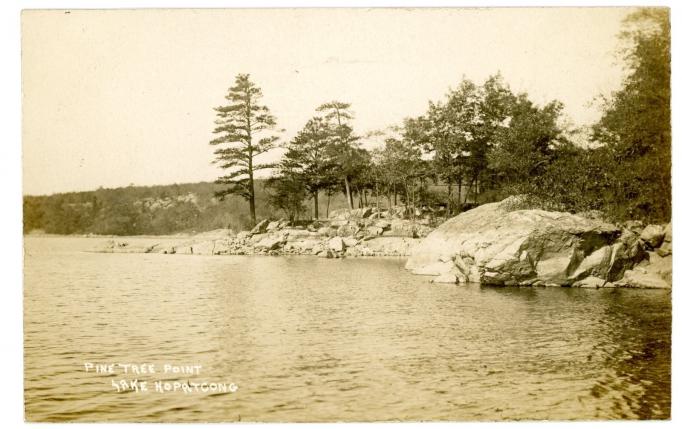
<box><xmin>317</xmin><ymin>249</ymin><xmax>335</xmax><ymax>258</ymax></box>
<box><xmin>615</xmin><ymin>266</ymin><xmax>671</xmax><ymax>289</ymax></box>
<box><xmin>317</xmin><ymin>227</ymin><xmax>333</xmax><ymax>237</ymax></box>
<box><xmin>265</xmin><ymin>221</ymin><xmax>278</xmax><ymax>232</ymax></box>
<box><xmin>280</xmin><ymin>228</ymin><xmax>316</xmax><ymax>240</ymax></box>
<box><xmin>657</xmin><ymin>223</ymin><xmax>672</xmax><ymax>256</ymax></box>
<box><xmin>342</xmin><ymin>237</ymin><xmax>359</xmax><ymax>248</ymax></box>
<box><xmin>289</xmin><ymin>239</ymin><xmax>320</xmax><ymax>252</ymax></box>
<box><xmin>623</xmin><ymin>220</ymin><xmax>644</xmax><ymax>234</ymax></box>
<box><xmin>640</xmin><ymin>224</ymin><xmax>665</xmax><ymax>249</ymax></box>
<box><xmin>328</xmin><ymin>236</ymin><xmax>345</xmax><ymax>252</ymax></box>
<box><xmin>405</xmin><ymin>197</ymin><xmax>641</xmax><ymax>287</ymax></box>
<box><xmin>236</xmin><ymin>231</ymin><xmax>252</xmax><ymax>241</ymax></box>
<box><xmin>337</xmin><ymin>223</ymin><xmax>361</xmax><ymax>237</ymax></box>
<box><xmin>365</xmin><ymin>226</ymin><xmax>384</xmax><ymax>236</ymax></box>
<box><xmin>641</xmin><ymin>252</ymin><xmax>672</xmax><ymax>283</ymax></box>
<box><xmin>573</xmin><ymin>276</ymin><xmax>606</xmax><ymax>288</ymax></box>
<box><xmin>351</xmin><ymin>207</ymin><xmax>373</xmax><ymax>218</ymax></box>
<box><xmin>250</xmin><ymin>219</ymin><xmax>269</xmax><ymax>234</ymax></box>
<box><xmin>373</xmin><ymin>220</ymin><xmax>390</xmax><ymax>230</ymax></box>
<box><xmin>657</xmin><ymin>242</ymin><xmax>672</xmax><ymax>257</ymax></box>
<box><xmin>254</xmin><ymin>235</ymin><xmax>284</xmax><ymax>251</ymax></box>
<box><xmin>568</xmin><ymin>245</ymin><xmax>612</xmax><ymax>281</ymax></box>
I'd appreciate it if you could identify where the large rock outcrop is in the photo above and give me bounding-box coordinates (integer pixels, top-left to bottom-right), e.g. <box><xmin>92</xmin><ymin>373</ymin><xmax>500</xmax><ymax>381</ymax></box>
<box><xmin>405</xmin><ymin>197</ymin><xmax>668</xmax><ymax>288</ymax></box>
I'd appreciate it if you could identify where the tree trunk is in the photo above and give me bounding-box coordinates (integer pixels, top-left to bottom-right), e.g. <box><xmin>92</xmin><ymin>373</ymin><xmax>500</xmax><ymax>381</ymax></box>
<box><xmin>248</xmin><ymin>170</ymin><xmax>256</xmax><ymax>225</ymax></box>
<box><xmin>326</xmin><ymin>190</ymin><xmax>332</xmax><ymax>218</ymax></box>
<box><xmin>375</xmin><ymin>183</ymin><xmax>380</xmax><ymax>210</ymax></box>
<box><xmin>344</xmin><ymin>176</ymin><xmax>353</xmax><ymax>210</ymax></box>
<box><xmin>457</xmin><ymin>178</ymin><xmax>462</xmax><ymax>207</ymax></box>
<box><xmin>313</xmin><ymin>190</ymin><xmax>319</xmax><ymax>220</ymax></box>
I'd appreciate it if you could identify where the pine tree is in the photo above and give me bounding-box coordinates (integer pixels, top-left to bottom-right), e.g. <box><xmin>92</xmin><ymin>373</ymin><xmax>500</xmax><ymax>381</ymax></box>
<box><xmin>280</xmin><ymin>117</ymin><xmax>334</xmax><ymax>219</ymax></box>
<box><xmin>210</xmin><ymin>74</ymin><xmax>280</xmax><ymax>225</ymax></box>
<box><xmin>316</xmin><ymin>101</ymin><xmax>361</xmax><ymax>210</ymax></box>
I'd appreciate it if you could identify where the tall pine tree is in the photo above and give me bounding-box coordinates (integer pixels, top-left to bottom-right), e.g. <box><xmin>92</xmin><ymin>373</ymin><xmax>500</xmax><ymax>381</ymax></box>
<box><xmin>210</xmin><ymin>74</ymin><xmax>280</xmax><ymax>225</ymax></box>
<box><xmin>316</xmin><ymin>101</ymin><xmax>361</xmax><ymax>210</ymax></box>
<box><xmin>280</xmin><ymin>117</ymin><xmax>334</xmax><ymax>219</ymax></box>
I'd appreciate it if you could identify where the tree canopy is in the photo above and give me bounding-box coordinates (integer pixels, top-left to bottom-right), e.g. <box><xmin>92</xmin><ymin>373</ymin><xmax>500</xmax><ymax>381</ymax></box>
<box><xmin>210</xmin><ymin>74</ymin><xmax>280</xmax><ymax>225</ymax></box>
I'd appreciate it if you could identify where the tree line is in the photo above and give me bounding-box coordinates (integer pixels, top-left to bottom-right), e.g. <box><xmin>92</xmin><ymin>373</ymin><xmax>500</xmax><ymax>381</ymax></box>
<box><xmin>23</xmin><ymin>181</ymin><xmax>352</xmax><ymax>235</ymax></box>
<box><xmin>23</xmin><ymin>9</ymin><xmax>670</xmax><ymax>236</ymax></box>
<box><xmin>211</xmin><ymin>9</ymin><xmax>670</xmax><ymax>225</ymax></box>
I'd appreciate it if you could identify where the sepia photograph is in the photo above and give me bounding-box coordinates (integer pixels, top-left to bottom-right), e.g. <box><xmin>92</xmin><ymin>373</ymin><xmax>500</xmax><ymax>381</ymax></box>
<box><xmin>19</xmin><ymin>3</ymin><xmax>673</xmax><ymax>423</ymax></box>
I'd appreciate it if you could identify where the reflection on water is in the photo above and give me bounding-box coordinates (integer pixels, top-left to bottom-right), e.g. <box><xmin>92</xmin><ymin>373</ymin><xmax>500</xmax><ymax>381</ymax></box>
<box><xmin>24</xmin><ymin>237</ymin><xmax>671</xmax><ymax>422</ymax></box>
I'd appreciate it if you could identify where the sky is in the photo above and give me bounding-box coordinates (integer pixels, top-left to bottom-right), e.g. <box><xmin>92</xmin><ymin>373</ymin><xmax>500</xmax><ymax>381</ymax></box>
<box><xmin>22</xmin><ymin>7</ymin><xmax>634</xmax><ymax>196</ymax></box>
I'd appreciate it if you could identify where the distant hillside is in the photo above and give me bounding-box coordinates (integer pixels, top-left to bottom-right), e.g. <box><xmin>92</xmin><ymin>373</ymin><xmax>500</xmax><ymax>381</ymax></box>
<box><xmin>23</xmin><ymin>180</ymin><xmax>350</xmax><ymax>235</ymax></box>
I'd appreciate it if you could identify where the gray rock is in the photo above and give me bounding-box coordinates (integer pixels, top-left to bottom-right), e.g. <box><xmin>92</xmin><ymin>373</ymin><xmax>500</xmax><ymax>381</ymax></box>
<box><xmin>365</xmin><ymin>226</ymin><xmax>384</xmax><ymax>236</ymax></box>
<box><xmin>657</xmin><ymin>242</ymin><xmax>672</xmax><ymax>257</ymax></box>
<box><xmin>615</xmin><ymin>266</ymin><xmax>671</xmax><ymax>288</ymax></box>
<box><xmin>236</xmin><ymin>231</ymin><xmax>252</xmax><ymax>240</ymax></box>
<box><xmin>250</xmin><ymin>219</ymin><xmax>269</xmax><ymax>234</ymax></box>
<box><xmin>337</xmin><ymin>223</ymin><xmax>360</xmax><ymax>237</ymax></box>
<box><xmin>357</xmin><ymin>207</ymin><xmax>373</xmax><ymax>218</ymax></box>
<box><xmin>640</xmin><ymin>224</ymin><xmax>666</xmax><ymax>248</ymax></box>
<box><xmin>405</xmin><ymin>197</ymin><xmax>637</xmax><ymax>287</ymax></box>
<box><xmin>569</xmin><ymin>245</ymin><xmax>612</xmax><ymax>281</ymax></box>
<box><xmin>328</xmin><ymin>236</ymin><xmax>345</xmax><ymax>252</ymax></box>
<box><xmin>317</xmin><ymin>227</ymin><xmax>332</xmax><ymax>237</ymax></box>
<box><xmin>572</xmin><ymin>276</ymin><xmax>606</xmax><ymax>288</ymax></box>
<box><xmin>342</xmin><ymin>237</ymin><xmax>359</xmax><ymax>247</ymax></box>
<box><xmin>373</xmin><ymin>220</ymin><xmax>390</xmax><ymax>230</ymax></box>
<box><xmin>254</xmin><ymin>235</ymin><xmax>284</xmax><ymax>251</ymax></box>
<box><xmin>266</xmin><ymin>221</ymin><xmax>282</xmax><ymax>232</ymax></box>
<box><xmin>317</xmin><ymin>249</ymin><xmax>334</xmax><ymax>258</ymax></box>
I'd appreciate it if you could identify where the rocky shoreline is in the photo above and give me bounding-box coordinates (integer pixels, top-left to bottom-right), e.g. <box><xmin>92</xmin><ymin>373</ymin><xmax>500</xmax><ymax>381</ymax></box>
<box><xmin>94</xmin><ymin>206</ymin><xmax>432</xmax><ymax>258</ymax></box>
<box><xmin>92</xmin><ymin>198</ymin><xmax>672</xmax><ymax>289</ymax></box>
<box><xmin>406</xmin><ymin>197</ymin><xmax>672</xmax><ymax>289</ymax></box>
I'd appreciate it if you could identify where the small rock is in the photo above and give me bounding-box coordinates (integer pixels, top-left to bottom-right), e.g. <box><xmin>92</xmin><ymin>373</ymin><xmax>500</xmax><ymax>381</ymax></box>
<box><xmin>572</xmin><ymin>276</ymin><xmax>606</xmax><ymax>288</ymax></box>
<box><xmin>656</xmin><ymin>242</ymin><xmax>672</xmax><ymax>257</ymax></box>
<box><xmin>250</xmin><ymin>219</ymin><xmax>269</xmax><ymax>234</ymax></box>
<box><xmin>342</xmin><ymin>237</ymin><xmax>359</xmax><ymax>247</ymax></box>
<box><xmin>254</xmin><ymin>236</ymin><xmax>284</xmax><ymax>251</ymax></box>
<box><xmin>266</xmin><ymin>221</ymin><xmax>281</xmax><ymax>232</ymax></box>
<box><xmin>236</xmin><ymin>231</ymin><xmax>252</xmax><ymax>240</ymax></box>
<box><xmin>373</xmin><ymin>220</ymin><xmax>390</xmax><ymax>230</ymax></box>
<box><xmin>640</xmin><ymin>224</ymin><xmax>666</xmax><ymax>248</ymax></box>
<box><xmin>328</xmin><ymin>236</ymin><xmax>345</xmax><ymax>252</ymax></box>
<box><xmin>317</xmin><ymin>249</ymin><xmax>334</xmax><ymax>258</ymax></box>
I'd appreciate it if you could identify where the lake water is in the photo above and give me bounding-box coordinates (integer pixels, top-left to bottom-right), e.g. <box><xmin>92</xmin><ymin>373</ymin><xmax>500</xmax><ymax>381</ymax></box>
<box><xmin>23</xmin><ymin>236</ymin><xmax>671</xmax><ymax>422</ymax></box>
